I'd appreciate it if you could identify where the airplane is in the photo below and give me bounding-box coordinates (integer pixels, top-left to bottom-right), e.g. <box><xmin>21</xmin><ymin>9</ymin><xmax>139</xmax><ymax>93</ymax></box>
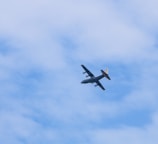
<box><xmin>81</xmin><ymin>64</ymin><xmax>111</xmax><ymax>90</ymax></box>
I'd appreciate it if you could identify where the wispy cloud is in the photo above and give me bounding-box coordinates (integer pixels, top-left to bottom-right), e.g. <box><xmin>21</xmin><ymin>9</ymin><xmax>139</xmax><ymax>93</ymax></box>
<box><xmin>0</xmin><ymin>0</ymin><xmax>158</xmax><ymax>143</ymax></box>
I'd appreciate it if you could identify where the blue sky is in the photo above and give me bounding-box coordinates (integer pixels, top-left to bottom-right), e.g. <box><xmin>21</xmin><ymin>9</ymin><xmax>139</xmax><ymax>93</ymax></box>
<box><xmin>0</xmin><ymin>0</ymin><xmax>158</xmax><ymax>143</ymax></box>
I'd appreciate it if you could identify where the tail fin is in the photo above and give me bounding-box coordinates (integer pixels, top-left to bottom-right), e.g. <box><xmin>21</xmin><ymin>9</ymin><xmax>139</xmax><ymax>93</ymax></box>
<box><xmin>105</xmin><ymin>68</ymin><xmax>108</xmax><ymax>74</ymax></box>
<box><xmin>101</xmin><ymin>68</ymin><xmax>111</xmax><ymax>80</ymax></box>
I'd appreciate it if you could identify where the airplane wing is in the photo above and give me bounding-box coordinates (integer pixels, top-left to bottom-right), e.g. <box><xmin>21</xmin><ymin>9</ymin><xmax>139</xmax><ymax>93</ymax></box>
<box><xmin>81</xmin><ymin>64</ymin><xmax>94</xmax><ymax>77</ymax></box>
<box><xmin>96</xmin><ymin>81</ymin><xmax>105</xmax><ymax>90</ymax></box>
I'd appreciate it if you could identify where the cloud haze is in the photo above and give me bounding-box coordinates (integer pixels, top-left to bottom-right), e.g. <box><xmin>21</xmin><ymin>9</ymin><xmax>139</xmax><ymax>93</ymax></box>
<box><xmin>0</xmin><ymin>0</ymin><xmax>158</xmax><ymax>143</ymax></box>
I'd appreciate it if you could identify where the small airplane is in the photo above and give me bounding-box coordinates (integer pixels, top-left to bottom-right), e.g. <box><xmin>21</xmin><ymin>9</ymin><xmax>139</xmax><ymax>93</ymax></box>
<box><xmin>81</xmin><ymin>64</ymin><xmax>111</xmax><ymax>90</ymax></box>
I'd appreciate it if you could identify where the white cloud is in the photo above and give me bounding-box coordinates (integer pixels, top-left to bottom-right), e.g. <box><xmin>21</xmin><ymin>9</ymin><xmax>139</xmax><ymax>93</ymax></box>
<box><xmin>0</xmin><ymin>0</ymin><xmax>68</xmax><ymax>70</ymax></box>
<box><xmin>116</xmin><ymin>0</ymin><xmax>158</xmax><ymax>32</ymax></box>
<box><xmin>0</xmin><ymin>0</ymin><xmax>156</xmax><ymax>65</ymax></box>
<box><xmin>0</xmin><ymin>0</ymin><xmax>158</xmax><ymax>143</ymax></box>
<box><xmin>88</xmin><ymin>112</ymin><xmax>158</xmax><ymax>144</ymax></box>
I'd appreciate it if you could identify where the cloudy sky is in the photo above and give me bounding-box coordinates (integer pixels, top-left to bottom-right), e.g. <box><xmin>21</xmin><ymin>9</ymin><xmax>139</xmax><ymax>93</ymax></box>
<box><xmin>0</xmin><ymin>0</ymin><xmax>158</xmax><ymax>143</ymax></box>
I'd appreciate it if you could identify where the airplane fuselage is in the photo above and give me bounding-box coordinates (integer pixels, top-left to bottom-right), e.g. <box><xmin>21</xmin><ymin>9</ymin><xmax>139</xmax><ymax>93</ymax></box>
<box><xmin>81</xmin><ymin>74</ymin><xmax>104</xmax><ymax>84</ymax></box>
<box><xmin>81</xmin><ymin>64</ymin><xmax>111</xmax><ymax>90</ymax></box>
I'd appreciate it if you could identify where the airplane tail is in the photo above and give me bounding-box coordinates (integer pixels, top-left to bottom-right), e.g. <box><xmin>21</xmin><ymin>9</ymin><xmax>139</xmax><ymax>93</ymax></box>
<box><xmin>101</xmin><ymin>68</ymin><xmax>111</xmax><ymax>80</ymax></box>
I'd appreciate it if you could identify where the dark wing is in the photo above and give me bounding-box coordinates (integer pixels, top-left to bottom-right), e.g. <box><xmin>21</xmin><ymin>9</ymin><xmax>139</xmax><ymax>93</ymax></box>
<box><xmin>96</xmin><ymin>81</ymin><xmax>105</xmax><ymax>90</ymax></box>
<box><xmin>81</xmin><ymin>64</ymin><xmax>94</xmax><ymax>77</ymax></box>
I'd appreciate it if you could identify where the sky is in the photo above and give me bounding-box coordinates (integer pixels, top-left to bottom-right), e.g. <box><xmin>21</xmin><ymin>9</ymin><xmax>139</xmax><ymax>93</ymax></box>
<box><xmin>0</xmin><ymin>0</ymin><xmax>158</xmax><ymax>143</ymax></box>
